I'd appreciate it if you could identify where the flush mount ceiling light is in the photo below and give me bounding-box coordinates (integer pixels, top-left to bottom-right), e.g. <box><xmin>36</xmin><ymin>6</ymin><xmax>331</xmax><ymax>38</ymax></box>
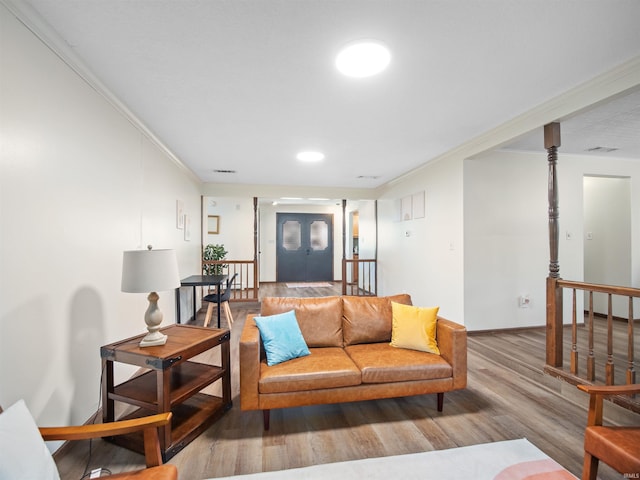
<box><xmin>296</xmin><ymin>151</ymin><xmax>325</xmax><ymax>162</ymax></box>
<box><xmin>335</xmin><ymin>40</ymin><xmax>391</xmax><ymax>78</ymax></box>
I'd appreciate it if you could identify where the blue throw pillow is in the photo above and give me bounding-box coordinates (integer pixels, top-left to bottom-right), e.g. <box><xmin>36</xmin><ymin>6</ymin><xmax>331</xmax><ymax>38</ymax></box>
<box><xmin>254</xmin><ymin>310</ymin><xmax>310</xmax><ymax>366</ymax></box>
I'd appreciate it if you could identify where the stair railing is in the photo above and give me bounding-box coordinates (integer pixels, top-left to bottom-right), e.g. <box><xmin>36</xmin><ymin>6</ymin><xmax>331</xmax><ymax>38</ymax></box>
<box><xmin>342</xmin><ymin>258</ymin><xmax>377</xmax><ymax>296</ymax></box>
<box><xmin>202</xmin><ymin>259</ymin><xmax>258</xmax><ymax>302</ymax></box>
<box><xmin>546</xmin><ymin>277</ymin><xmax>640</xmax><ymax>413</ymax></box>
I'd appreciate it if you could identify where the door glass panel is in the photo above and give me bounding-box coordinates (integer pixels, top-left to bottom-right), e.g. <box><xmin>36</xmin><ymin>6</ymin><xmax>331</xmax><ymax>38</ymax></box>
<box><xmin>310</xmin><ymin>220</ymin><xmax>328</xmax><ymax>251</ymax></box>
<box><xmin>282</xmin><ymin>221</ymin><xmax>301</xmax><ymax>250</ymax></box>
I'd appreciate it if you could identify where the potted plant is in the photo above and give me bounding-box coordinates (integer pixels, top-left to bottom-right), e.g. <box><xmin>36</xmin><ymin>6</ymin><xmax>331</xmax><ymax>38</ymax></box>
<box><xmin>203</xmin><ymin>243</ymin><xmax>228</xmax><ymax>275</ymax></box>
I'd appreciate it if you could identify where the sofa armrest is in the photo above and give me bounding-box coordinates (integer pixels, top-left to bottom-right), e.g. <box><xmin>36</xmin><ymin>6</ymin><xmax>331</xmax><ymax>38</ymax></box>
<box><xmin>436</xmin><ymin>317</ymin><xmax>467</xmax><ymax>389</ymax></box>
<box><xmin>240</xmin><ymin>315</ymin><xmax>262</xmax><ymax>410</ymax></box>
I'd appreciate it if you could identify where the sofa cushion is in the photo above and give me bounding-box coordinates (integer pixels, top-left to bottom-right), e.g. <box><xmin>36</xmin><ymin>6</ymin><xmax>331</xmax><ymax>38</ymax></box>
<box><xmin>254</xmin><ymin>310</ymin><xmax>311</xmax><ymax>366</ymax></box>
<box><xmin>259</xmin><ymin>347</ymin><xmax>361</xmax><ymax>394</ymax></box>
<box><xmin>390</xmin><ymin>302</ymin><xmax>440</xmax><ymax>355</ymax></box>
<box><xmin>342</xmin><ymin>294</ymin><xmax>412</xmax><ymax>346</ymax></box>
<box><xmin>345</xmin><ymin>343</ymin><xmax>452</xmax><ymax>383</ymax></box>
<box><xmin>261</xmin><ymin>296</ymin><xmax>343</xmax><ymax>347</ymax></box>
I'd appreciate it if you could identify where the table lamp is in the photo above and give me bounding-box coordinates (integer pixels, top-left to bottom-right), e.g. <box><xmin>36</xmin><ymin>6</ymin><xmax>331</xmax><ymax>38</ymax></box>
<box><xmin>121</xmin><ymin>246</ymin><xmax>180</xmax><ymax>347</ymax></box>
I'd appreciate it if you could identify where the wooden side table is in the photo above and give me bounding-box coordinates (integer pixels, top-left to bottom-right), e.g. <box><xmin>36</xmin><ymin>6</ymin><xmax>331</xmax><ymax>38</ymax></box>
<box><xmin>101</xmin><ymin>324</ymin><xmax>231</xmax><ymax>461</ymax></box>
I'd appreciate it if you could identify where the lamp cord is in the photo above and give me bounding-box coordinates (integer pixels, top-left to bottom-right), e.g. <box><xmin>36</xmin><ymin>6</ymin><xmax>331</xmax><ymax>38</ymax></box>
<box><xmin>79</xmin><ymin>364</ymin><xmax>111</xmax><ymax>479</ymax></box>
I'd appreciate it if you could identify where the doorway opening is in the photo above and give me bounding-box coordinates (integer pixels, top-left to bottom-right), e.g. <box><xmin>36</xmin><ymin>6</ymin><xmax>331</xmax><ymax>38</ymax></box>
<box><xmin>583</xmin><ymin>175</ymin><xmax>631</xmax><ymax>317</ymax></box>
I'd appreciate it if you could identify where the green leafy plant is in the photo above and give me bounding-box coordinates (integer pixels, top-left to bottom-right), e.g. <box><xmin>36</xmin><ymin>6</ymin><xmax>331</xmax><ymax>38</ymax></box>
<box><xmin>203</xmin><ymin>243</ymin><xmax>228</xmax><ymax>275</ymax></box>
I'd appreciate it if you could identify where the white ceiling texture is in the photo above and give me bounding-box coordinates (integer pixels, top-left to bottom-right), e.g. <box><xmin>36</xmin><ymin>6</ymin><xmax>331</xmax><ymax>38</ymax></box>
<box><xmin>10</xmin><ymin>0</ymin><xmax>640</xmax><ymax>192</ymax></box>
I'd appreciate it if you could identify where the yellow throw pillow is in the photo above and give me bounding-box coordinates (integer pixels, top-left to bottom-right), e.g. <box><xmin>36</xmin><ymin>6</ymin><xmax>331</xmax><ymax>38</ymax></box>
<box><xmin>390</xmin><ymin>302</ymin><xmax>440</xmax><ymax>354</ymax></box>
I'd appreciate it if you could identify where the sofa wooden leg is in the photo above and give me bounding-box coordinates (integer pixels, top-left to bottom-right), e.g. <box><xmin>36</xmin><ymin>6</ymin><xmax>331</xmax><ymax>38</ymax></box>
<box><xmin>263</xmin><ymin>410</ymin><xmax>270</xmax><ymax>430</ymax></box>
<box><xmin>437</xmin><ymin>393</ymin><xmax>444</xmax><ymax>412</ymax></box>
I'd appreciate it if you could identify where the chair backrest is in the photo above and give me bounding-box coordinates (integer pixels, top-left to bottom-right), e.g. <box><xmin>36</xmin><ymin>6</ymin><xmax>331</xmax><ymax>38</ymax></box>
<box><xmin>221</xmin><ymin>273</ymin><xmax>239</xmax><ymax>301</ymax></box>
<box><xmin>203</xmin><ymin>273</ymin><xmax>239</xmax><ymax>303</ymax></box>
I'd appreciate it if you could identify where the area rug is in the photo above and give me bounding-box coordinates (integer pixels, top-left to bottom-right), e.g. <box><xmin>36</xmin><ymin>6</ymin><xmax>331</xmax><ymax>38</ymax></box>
<box><xmin>209</xmin><ymin>439</ymin><xmax>577</xmax><ymax>479</ymax></box>
<box><xmin>285</xmin><ymin>282</ymin><xmax>333</xmax><ymax>288</ymax></box>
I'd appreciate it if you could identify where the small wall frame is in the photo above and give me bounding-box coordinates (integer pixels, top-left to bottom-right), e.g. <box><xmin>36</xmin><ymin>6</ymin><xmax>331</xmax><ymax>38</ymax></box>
<box><xmin>208</xmin><ymin>215</ymin><xmax>220</xmax><ymax>234</ymax></box>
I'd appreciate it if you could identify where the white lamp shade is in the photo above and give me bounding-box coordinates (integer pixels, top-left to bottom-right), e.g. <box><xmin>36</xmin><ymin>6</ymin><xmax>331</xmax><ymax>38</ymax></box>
<box><xmin>121</xmin><ymin>248</ymin><xmax>180</xmax><ymax>293</ymax></box>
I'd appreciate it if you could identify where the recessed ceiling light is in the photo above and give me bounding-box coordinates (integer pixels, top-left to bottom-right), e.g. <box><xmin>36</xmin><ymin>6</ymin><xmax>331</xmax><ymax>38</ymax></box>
<box><xmin>336</xmin><ymin>40</ymin><xmax>391</xmax><ymax>78</ymax></box>
<box><xmin>296</xmin><ymin>151</ymin><xmax>325</xmax><ymax>162</ymax></box>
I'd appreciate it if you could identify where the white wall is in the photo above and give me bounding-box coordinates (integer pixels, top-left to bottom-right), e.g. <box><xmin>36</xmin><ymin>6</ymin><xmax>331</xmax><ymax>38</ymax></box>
<box><xmin>0</xmin><ymin>6</ymin><xmax>201</xmax><ymax>431</ymax></box>
<box><xmin>464</xmin><ymin>150</ymin><xmax>640</xmax><ymax>331</ymax></box>
<box><xmin>355</xmin><ymin>200</ymin><xmax>377</xmax><ymax>260</ymax></box>
<box><xmin>204</xmin><ymin>196</ymin><xmax>255</xmax><ymax>260</ymax></box>
<box><xmin>464</xmin><ymin>151</ymin><xmax>549</xmax><ymax>331</ymax></box>
<box><xmin>203</xmin><ymin>196</ymin><xmax>256</xmax><ymax>291</ymax></box>
<box><xmin>377</xmin><ymin>158</ymin><xmax>465</xmax><ymax>323</ymax></box>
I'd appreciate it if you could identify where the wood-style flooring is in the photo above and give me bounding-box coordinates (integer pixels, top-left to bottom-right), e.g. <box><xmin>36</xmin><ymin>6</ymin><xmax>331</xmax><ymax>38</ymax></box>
<box><xmin>53</xmin><ymin>282</ymin><xmax>626</xmax><ymax>480</ymax></box>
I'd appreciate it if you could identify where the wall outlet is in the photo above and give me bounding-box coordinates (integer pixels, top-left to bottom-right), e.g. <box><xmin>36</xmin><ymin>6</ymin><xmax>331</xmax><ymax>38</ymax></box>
<box><xmin>518</xmin><ymin>295</ymin><xmax>531</xmax><ymax>308</ymax></box>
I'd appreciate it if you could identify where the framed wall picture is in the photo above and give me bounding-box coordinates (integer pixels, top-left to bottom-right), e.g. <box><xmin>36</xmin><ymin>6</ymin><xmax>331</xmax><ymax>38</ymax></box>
<box><xmin>184</xmin><ymin>214</ymin><xmax>191</xmax><ymax>241</ymax></box>
<box><xmin>208</xmin><ymin>215</ymin><xmax>220</xmax><ymax>234</ymax></box>
<box><xmin>176</xmin><ymin>200</ymin><xmax>184</xmax><ymax>229</ymax></box>
<box><xmin>412</xmin><ymin>191</ymin><xmax>425</xmax><ymax>219</ymax></box>
<box><xmin>401</xmin><ymin>195</ymin><xmax>412</xmax><ymax>221</ymax></box>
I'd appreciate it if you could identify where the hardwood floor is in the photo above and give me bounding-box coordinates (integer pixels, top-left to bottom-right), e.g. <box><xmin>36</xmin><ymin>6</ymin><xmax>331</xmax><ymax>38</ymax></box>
<box><xmin>53</xmin><ymin>282</ymin><xmax>624</xmax><ymax>480</ymax></box>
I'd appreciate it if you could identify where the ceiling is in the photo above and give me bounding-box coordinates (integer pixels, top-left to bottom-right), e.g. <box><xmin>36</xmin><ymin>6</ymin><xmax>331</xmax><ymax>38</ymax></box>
<box><xmin>501</xmin><ymin>88</ymin><xmax>640</xmax><ymax>159</ymax></box>
<box><xmin>12</xmin><ymin>0</ymin><xmax>640</xmax><ymax>190</ymax></box>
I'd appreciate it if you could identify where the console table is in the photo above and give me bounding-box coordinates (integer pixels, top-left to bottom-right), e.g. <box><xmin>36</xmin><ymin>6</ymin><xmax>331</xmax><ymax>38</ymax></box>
<box><xmin>101</xmin><ymin>324</ymin><xmax>231</xmax><ymax>460</ymax></box>
<box><xmin>176</xmin><ymin>274</ymin><xmax>227</xmax><ymax>326</ymax></box>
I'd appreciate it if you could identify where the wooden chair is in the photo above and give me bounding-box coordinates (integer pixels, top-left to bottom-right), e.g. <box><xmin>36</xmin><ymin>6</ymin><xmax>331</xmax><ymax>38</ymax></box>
<box><xmin>578</xmin><ymin>383</ymin><xmax>640</xmax><ymax>480</ymax></box>
<box><xmin>204</xmin><ymin>273</ymin><xmax>238</xmax><ymax>328</ymax></box>
<box><xmin>0</xmin><ymin>403</ymin><xmax>177</xmax><ymax>480</ymax></box>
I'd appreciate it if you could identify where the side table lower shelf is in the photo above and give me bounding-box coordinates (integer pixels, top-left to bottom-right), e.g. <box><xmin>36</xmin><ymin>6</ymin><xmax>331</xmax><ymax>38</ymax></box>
<box><xmin>108</xmin><ymin>361</ymin><xmax>225</xmax><ymax>409</ymax></box>
<box><xmin>106</xmin><ymin>393</ymin><xmax>232</xmax><ymax>461</ymax></box>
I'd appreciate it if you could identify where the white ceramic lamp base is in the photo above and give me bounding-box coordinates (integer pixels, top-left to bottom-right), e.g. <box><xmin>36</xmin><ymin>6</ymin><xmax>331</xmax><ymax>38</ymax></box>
<box><xmin>140</xmin><ymin>292</ymin><xmax>168</xmax><ymax>347</ymax></box>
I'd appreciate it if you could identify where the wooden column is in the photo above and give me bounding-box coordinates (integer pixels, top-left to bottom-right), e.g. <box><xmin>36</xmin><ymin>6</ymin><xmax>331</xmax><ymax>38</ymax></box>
<box><xmin>253</xmin><ymin>197</ymin><xmax>258</xmax><ymax>298</ymax></box>
<box><xmin>545</xmin><ymin>122</ymin><xmax>563</xmax><ymax>367</ymax></box>
<box><xmin>546</xmin><ymin>122</ymin><xmax>561</xmax><ymax>279</ymax></box>
<box><xmin>342</xmin><ymin>199</ymin><xmax>347</xmax><ymax>295</ymax></box>
<box><xmin>374</xmin><ymin>200</ymin><xmax>378</xmax><ymax>295</ymax></box>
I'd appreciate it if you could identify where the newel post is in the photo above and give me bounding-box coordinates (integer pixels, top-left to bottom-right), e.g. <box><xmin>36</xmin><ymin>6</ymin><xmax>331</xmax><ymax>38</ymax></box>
<box><xmin>545</xmin><ymin>122</ymin><xmax>563</xmax><ymax>367</ymax></box>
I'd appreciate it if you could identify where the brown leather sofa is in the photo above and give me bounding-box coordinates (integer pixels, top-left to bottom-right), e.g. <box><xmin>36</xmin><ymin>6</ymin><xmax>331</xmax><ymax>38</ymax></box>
<box><xmin>240</xmin><ymin>294</ymin><xmax>467</xmax><ymax>429</ymax></box>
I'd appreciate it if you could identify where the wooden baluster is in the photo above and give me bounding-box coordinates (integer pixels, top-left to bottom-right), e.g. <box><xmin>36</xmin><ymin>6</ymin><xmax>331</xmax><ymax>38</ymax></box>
<box><xmin>587</xmin><ymin>291</ymin><xmax>595</xmax><ymax>381</ymax></box>
<box><xmin>240</xmin><ymin>263</ymin><xmax>251</xmax><ymax>298</ymax></box>
<box><xmin>628</xmin><ymin>297</ymin><xmax>636</xmax><ymax>386</ymax></box>
<box><xmin>243</xmin><ymin>263</ymin><xmax>247</xmax><ymax>299</ymax></box>
<box><xmin>571</xmin><ymin>288</ymin><xmax>578</xmax><ymax>375</ymax></box>
<box><xmin>606</xmin><ymin>294</ymin><xmax>615</xmax><ymax>385</ymax></box>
